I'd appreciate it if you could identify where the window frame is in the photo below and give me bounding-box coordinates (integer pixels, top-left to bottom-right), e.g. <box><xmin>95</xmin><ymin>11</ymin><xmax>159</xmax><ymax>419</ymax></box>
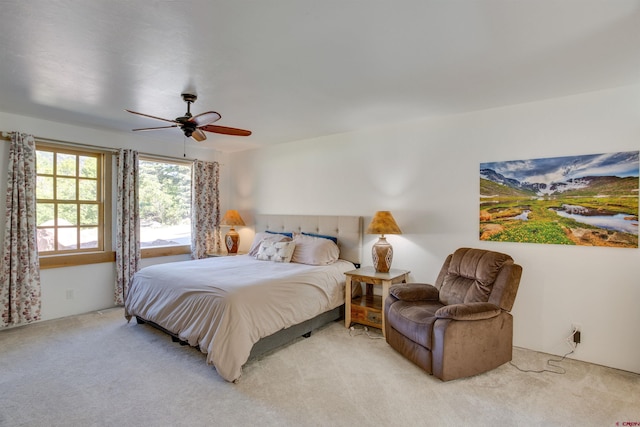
<box><xmin>138</xmin><ymin>155</ymin><xmax>192</xmax><ymax>259</ymax></box>
<box><xmin>35</xmin><ymin>142</ymin><xmax>114</xmax><ymax>269</ymax></box>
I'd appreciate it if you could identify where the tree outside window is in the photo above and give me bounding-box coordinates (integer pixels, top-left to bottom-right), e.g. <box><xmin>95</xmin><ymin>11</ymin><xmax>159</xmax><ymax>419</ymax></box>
<box><xmin>138</xmin><ymin>158</ymin><xmax>192</xmax><ymax>248</ymax></box>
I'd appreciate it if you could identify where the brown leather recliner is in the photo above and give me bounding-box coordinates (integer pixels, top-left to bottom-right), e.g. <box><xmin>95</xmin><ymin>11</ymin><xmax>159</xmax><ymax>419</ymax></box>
<box><xmin>384</xmin><ymin>248</ymin><xmax>522</xmax><ymax>381</ymax></box>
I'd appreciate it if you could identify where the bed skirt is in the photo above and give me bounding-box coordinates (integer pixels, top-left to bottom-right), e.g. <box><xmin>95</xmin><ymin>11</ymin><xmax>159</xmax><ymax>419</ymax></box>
<box><xmin>136</xmin><ymin>304</ymin><xmax>345</xmax><ymax>368</ymax></box>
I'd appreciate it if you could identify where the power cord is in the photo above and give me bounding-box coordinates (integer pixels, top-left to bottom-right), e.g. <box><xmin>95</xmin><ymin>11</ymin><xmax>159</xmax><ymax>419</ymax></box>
<box><xmin>509</xmin><ymin>327</ymin><xmax>579</xmax><ymax>375</ymax></box>
<box><xmin>349</xmin><ymin>325</ymin><xmax>384</xmax><ymax>339</ymax></box>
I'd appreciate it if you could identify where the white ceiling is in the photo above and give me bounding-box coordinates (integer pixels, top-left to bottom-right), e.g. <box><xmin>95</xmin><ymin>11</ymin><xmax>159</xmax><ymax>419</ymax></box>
<box><xmin>1</xmin><ymin>1</ymin><xmax>639</xmax><ymax>152</ymax></box>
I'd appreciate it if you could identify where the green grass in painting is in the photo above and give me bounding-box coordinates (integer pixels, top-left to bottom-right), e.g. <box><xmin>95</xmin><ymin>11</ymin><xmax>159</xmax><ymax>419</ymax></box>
<box><xmin>486</xmin><ymin>221</ymin><xmax>574</xmax><ymax>244</ymax></box>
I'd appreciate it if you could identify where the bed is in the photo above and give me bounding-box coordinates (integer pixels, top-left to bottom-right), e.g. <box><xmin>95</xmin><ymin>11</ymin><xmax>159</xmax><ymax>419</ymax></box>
<box><xmin>125</xmin><ymin>214</ymin><xmax>363</xmax><ymax>382</ymax></box>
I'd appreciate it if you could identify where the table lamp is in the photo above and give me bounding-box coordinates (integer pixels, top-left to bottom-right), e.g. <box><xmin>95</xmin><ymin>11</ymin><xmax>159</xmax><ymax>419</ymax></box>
<box><xmin>366</xmin><ymin>211</ymin><xmax>402</xmax><ymax>273</ymax></box>
<box><xmin>220</xmin><ymin>210</ymin><xmax>246</xmax><ymax>253</ymax></box>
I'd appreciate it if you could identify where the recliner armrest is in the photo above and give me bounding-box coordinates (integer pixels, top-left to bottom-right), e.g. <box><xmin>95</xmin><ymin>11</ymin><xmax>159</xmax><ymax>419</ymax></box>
<box><xmin>389</xmin><ymin>283</ymin><xmax>439</xmax><ymax>301</ymax></box>
<box><xmin>435</xmin><ymin>302</ymin><xmax>501</xmax><ymax>320</ymax></box>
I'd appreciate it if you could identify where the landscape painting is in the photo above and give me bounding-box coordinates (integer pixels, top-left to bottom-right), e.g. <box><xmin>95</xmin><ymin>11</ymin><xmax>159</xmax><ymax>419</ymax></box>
<box><xmin>480</xmin><ymin>151</ymin><xmax>639</xmax><ymax>247</ymax></box>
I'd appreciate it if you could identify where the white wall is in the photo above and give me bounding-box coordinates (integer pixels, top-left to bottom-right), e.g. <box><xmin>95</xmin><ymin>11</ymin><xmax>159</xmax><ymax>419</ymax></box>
<box><xmin>0</xmin><ymin>112</ymin><xmax>229</xmax><ymax>321</ymax></box>
<box><xmin>229</xmin><ymin>84</ymin><xmax>640</xmax><ymax>374</ymax></box>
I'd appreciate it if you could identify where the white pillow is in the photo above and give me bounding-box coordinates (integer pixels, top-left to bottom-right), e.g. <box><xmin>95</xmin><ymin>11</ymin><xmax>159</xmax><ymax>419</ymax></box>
<box><xmin>291</xmin><ymin>234</ymin><xmax>339</xmax><ymax>265</ymax></box>
<box><xmin>255</xmin><ymin>241</ymin><xmax>296</xmax><ymax>263</ymax></box>
<box><xmin>248</xmin><ymin>232</ymin><xmax>292</xmax><ymax>257</ymax></box>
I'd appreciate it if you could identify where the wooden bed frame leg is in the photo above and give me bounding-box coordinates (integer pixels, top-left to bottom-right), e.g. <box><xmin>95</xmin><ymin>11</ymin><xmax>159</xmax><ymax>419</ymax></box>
<box><xmin>303</xmin><ymin>332</ymin><xmax>311</xmax><ymax>338</ymax></box>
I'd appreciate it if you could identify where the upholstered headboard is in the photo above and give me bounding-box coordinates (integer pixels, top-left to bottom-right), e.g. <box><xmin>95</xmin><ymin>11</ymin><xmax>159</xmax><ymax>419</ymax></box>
<box><xmin>254</xmin><ymin>214</ymin><xmax>363</xmax><ymax>266</ymax></box>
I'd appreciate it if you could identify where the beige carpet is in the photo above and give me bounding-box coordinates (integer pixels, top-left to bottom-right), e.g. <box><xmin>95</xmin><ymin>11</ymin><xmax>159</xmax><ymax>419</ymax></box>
<box><xmin>0</xmin><ymin>308</ymin><xmax>638</xmax><ymax>427</ymax></box>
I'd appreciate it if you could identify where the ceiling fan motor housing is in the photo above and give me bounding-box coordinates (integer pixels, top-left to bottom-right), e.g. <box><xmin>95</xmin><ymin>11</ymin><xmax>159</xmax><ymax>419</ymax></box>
<box><xmin>181</xmin><ymin>122</ymin><xmax>196</xmax><ymax>137</ymax></box>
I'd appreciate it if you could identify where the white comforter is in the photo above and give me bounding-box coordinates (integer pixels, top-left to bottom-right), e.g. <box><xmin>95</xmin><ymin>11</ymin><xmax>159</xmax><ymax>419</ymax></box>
<box><xmin>125</xmin><ymin>255</ymin><xmax>353</xmax><ymax>382</ymax></box>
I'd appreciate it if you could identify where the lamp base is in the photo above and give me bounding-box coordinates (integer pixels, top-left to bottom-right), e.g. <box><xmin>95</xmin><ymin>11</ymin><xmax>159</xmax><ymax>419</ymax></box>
<box><xmin>372</xmin><ymin>236</ymin><xmax>393</xmax><ymax>273</ymax></box>
<box><xmin>225</xmin><ymin>228</ymin><xmax>240</xmax><ymax>253</ymax></box>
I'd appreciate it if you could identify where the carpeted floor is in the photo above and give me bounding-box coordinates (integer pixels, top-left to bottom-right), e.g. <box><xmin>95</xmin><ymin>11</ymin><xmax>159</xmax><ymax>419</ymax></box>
<box><xmin>0</xmin><ymin>307</ymin><xmax>638</xmax><ymax>427</ymax></box>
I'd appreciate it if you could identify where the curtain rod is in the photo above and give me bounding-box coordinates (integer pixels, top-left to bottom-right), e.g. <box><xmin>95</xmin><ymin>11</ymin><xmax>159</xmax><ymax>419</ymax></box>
<box><xmin>1</xmin><ymin>131</ymin><xmax>208</xmax><ymax>164</ymax></box>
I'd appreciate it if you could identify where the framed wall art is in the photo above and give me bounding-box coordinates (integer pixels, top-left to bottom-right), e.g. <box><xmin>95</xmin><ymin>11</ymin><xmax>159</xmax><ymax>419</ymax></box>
<box><xmin>480</xmin><ymin>151</ymin><xmax>639</xmax><ymax>247</ymax></box>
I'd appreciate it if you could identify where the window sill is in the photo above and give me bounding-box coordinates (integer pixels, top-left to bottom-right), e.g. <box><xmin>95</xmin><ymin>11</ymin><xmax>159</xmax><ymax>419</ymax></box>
<box><xmin>141</xmin><ymin>245</ymin><xmax>191</xmax><ymax>259</ymax></box>
<box><xmin>38</xmin><ymin>245</ymin><xmax>191</xmax><ymax>268</ymax></box>
<box><xmin>39</xmin><ymin>251</ymin><xmax>116</xmax><ymax>269</ymax></box>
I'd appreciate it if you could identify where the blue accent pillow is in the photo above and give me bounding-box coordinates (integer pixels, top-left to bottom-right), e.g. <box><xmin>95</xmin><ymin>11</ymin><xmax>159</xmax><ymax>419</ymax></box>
<box><xmin>302</xmin><ymin>232</ymin><xmax>338</xmax><ymax>244</ymax></box>
<box><xmin>265</xmin><ymin>230</ymin><xmax>293</xmax><ymax>238</ymax></box>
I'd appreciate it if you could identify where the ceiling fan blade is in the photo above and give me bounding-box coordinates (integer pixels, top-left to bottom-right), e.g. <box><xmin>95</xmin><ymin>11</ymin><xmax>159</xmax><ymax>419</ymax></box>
<box><xmin>191</xmin><ymin>129</ymin><xmax>207</xmax><ymax>142</ymax></box>
<box><xmin>125</xmin><ymin>109</ymin><xmax>177</xmax><ymax>124</ymax></box>
<box><xmin>201</xmin><ymin>124</ymin><xmax>252</xmax><ymax>137</ymax></box>
<box><xmin>192</xmin><ymin>111</ymin><xmax>221</xmax><ymax>127</ymax></box>
<box><xmin>132</xmin><ymin>125</ymin><xmax>178</xmax><ymax>131</ymax></box>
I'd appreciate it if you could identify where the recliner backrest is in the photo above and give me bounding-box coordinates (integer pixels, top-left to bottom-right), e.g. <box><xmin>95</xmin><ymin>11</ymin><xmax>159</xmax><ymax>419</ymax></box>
<box><xmin>487</xmin><ymin>258</ymin><xmax>522</xmax><ymax>311</ymax></box>
<box><xmin>436</xmin><ymin>248</ymin><xmax>518</xmax><ymax>307</ymax></box>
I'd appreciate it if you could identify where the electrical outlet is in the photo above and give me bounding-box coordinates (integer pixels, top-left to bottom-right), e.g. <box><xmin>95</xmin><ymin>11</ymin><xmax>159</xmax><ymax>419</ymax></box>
<box><xmin>571</xmin><ymin>323</ymin><xmax>582</xmax><ymax>345</ymax></box>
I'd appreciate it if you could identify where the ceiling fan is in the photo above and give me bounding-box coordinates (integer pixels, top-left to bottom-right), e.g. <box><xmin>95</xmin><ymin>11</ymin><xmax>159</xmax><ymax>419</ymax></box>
<box><xmin>125</xmin><ymin>92</ymin><xmax>251</xmax><ymax>142</ymax></box>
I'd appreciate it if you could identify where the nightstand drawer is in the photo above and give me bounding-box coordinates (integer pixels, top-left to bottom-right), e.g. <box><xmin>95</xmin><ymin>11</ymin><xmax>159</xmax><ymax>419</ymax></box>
<box><xmin>351</xmin><ymin>295</ymin><xmax>382</xmax><ymax>327</ymax></box>
<box><xmin>365</xmin><ymin>310</ymin><xmax>383</xmax><ymax>326</ymax></box>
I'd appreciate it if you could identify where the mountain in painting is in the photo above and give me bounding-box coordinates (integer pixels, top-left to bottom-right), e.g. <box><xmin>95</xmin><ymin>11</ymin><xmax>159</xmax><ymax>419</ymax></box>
<box><xmin>480</xmin><ymin>168</ymin><xmax>638</xmax><ymax>197</ymax></box>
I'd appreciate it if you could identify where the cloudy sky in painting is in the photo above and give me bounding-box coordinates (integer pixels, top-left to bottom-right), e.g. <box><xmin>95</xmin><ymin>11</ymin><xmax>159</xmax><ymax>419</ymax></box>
<box><xmin>481</xmin><ymin>151</ymin><xmax>639</xmax><ymax>185</ymax></box>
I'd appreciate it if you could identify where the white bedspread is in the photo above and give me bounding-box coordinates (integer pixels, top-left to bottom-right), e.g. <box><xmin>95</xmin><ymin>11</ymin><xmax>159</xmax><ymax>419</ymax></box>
<box><xmin>125</xmin><ymin>255</ymin><xmax>353</xmax><ymax>382</ymax></box>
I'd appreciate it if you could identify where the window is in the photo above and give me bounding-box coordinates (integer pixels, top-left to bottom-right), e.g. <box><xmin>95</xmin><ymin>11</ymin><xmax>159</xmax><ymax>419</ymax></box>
<box><xmin>139</xmin><ymin>157</ymin><xmax>192</xmax><ymax>257</ymax></box>
<box><xmin>35</xmin><ymin>144</ymin><xmax>113</xmax><ymax>267</ymax></box>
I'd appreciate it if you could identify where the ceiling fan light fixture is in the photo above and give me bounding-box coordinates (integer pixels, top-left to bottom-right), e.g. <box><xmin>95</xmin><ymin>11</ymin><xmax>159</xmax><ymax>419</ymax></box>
<box><xmin>192</xmin><ymin>129</ymin><xmax>207</xmax><ymax>142</ymax></box>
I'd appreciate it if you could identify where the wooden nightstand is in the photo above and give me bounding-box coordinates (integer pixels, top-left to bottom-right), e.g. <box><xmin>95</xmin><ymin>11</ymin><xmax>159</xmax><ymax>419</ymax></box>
<box><xmin>206</xmin><ymin>251</ymin><xmax>246</xmax><ymax>257</ymax></box>
<box><xmin>345</xmin><ymin>267</ymin><xmax>410</xmax><ymax>337</ymax></box>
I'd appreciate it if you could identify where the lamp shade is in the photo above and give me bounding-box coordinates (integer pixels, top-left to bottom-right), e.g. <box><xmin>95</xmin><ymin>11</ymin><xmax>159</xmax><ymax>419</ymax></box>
<box><xmin>366</xmin><ymin>211</ymin><xmax>402</xmax><ymax>235</ymax></box>
<box><xmin>366</xmin><ymin>211</ymin><xmax>401</xmax><ymax>273</ymax></box>
<box><xmin>220</xmin><ymin>210</ymin><xmax>246</xmax><ymax>227</ymax></box>
<box><xmin>220</xmin><ymin>210</ymin><xmax>245</xmax><ymax>253</ymax></box>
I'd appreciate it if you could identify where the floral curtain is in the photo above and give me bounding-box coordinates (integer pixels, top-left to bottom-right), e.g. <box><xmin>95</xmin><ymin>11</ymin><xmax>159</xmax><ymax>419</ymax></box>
<box><xmin>191</xmin><ymin>160</ymin><xmax>220</xmax><ymax>259</ymax></box>
<box><xmin>1</xmin><ymin>132</ymin><xmax>41</xmax><ymax>327</ymax></box>
<box><xmin>115</xmin><ymin>149</ymin><xmax>140</xmax><ymax>307</ymax></box>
